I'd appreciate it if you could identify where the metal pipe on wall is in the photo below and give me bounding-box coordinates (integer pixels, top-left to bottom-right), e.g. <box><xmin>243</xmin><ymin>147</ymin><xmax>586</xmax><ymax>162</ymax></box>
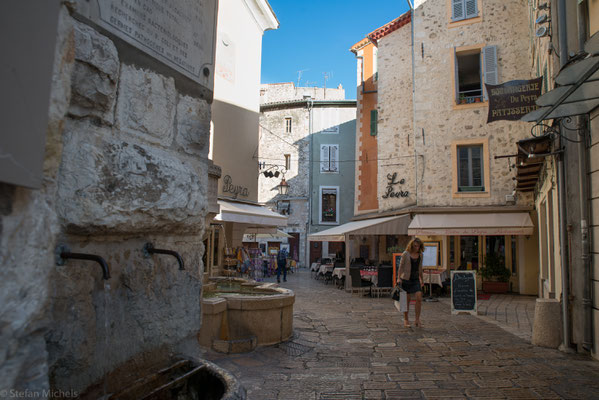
<box><xmin>556</xmin><ymin>0</ymin><xmax>571</xmax><ymax>351</ymax></box>
<box><xmin>577</xmin><ymin>0</ymin><xmax>592</xmax><ymax>353</ymax></box>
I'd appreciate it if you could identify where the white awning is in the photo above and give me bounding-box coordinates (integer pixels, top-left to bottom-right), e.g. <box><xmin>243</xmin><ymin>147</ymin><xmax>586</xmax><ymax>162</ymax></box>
<box><xmin>308</xmin><ymin>215</ymin><xmax>411</xmax><ymax>242</ymax></box>
<box><xmin>407</xmin><ymin>213</ymin><xmax>534</xmax><ymax>236</ymax></box>
<box><xmin>214</xmin><ymin>200</ymin><xmax>287</xmax><ymax>227</ymax></box>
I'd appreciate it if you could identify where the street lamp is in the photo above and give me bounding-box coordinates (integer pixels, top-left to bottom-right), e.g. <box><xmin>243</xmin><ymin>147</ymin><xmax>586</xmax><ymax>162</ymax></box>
<box><xmin>277</xmin><ymin>178</ymin><xmax>289</xmax><ymax>196</ymax></box>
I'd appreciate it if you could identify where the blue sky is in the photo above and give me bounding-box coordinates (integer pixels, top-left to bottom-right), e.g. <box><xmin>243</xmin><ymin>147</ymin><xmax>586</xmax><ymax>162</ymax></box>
<box><xmin>261</xmin><ymin>0</ymin><xmax>410</xmax><ymax>100</ymax></box>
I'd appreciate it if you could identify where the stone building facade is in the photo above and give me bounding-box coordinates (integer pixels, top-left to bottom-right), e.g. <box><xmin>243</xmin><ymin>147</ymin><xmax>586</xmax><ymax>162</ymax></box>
<box><xmin>0</xmin><ymin>1</ymin><xmax>219</xmax><ymax>395</ymax></box>
<box><xmin>347</xmin><ymin>0</ymin><xmax>541</xmax><ymax>294</ymax></box>
<box><xmin>258</xmin><ymin>84</ymin><xmax>356</xmax><ymax>266</ymax></box>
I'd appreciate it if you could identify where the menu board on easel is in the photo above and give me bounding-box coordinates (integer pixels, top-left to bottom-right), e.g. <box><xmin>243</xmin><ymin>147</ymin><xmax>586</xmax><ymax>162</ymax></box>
<box><xmin>422</xmin><ymin>242</ymin><xmax>439</xmax><ymax>267</ymax></box>
<box><xmin>451</xmin><ymin>270</ymin><xmax>477</xmax><ymax>315</ymax></box>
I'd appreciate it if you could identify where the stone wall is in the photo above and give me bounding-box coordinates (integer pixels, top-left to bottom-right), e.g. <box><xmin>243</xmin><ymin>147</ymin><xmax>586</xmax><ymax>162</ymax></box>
<box><xmin>376</xmin><ymin>0</ymin><xmax>534</xmax><ymax>213</ymax></box>
<box><xmin>258</xmin><ymin>105</ymin><xmax>310</xmax><ymax>266</ymax></box>
<box><xmin>0</xmin><ymin>5</ymin><xmax>213</xmax><ymax>395</ymax></box>
<box><xmin>260</xmin><ymin>82</ymin><xmax>345</xmax><ymax>104</ymax></box>
<box><xmin>376</xmin><ymin>23</ymin><xmax>414</xmax><ymax>212</ymax></box>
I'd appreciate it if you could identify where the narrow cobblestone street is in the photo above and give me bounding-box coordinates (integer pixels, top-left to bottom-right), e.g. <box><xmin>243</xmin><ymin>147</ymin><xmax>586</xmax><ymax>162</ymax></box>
<box><xmin>201</xmin><ymin>269</ymin><xmax>599</xmax><ymax>399</ymax></box>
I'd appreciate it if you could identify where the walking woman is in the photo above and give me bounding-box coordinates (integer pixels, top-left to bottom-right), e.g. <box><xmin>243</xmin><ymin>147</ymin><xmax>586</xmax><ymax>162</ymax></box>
<box><xmin>397</xmin><ymin>238</ymin><xmax>424</xmax><ymax>328</ymax></box>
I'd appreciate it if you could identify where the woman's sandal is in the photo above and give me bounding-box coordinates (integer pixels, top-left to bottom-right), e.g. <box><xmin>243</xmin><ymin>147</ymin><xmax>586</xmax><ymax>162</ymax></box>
<box><xmin>403</xmin><ymin>321</ymin><xmax>411</xmax><ymax>328</ymax></box>
<box><xmin>414</xmin><ymin>320</ymin><xmax>423</xmax><ymax>328</ymax></box>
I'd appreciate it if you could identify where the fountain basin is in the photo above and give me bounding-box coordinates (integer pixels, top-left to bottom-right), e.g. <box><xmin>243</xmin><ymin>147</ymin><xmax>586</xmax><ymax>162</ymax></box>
<box><xmin>199</xmin><ymin>278</ymin><xmax>294</xmax><ymax>352</ymax></box>
<box><xmin>81</xmin><ymin>359</ymin><xmax>245</xmax><ymax>400</ymax></box>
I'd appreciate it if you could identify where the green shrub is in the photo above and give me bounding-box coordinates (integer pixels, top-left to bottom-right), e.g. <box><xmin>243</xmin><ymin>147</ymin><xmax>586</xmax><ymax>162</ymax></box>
<box><xmin>479</xmin><ymin>253</ymin><xmax>511</xmax><ymax>282</ymax></box>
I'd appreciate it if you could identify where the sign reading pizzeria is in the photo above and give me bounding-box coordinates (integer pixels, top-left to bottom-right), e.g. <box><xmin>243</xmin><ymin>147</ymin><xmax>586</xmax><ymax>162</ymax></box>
<box><xmin>486</xmin><ymin>77</ymin><xmax>543</xmax><ymax>123</ymax></box>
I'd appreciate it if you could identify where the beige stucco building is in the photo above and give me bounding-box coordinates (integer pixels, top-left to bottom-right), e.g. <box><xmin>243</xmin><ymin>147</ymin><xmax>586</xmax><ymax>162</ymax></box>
<box><xmin>205</xmin><ymin>0</ymin><xmax>284</xmax><ymax>277</ymax></box>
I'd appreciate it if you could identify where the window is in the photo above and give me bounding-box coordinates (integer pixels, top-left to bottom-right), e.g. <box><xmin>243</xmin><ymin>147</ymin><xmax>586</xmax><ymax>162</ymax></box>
<box><xmin>285</xmin><ymin>117</ymin><xmax>292</xmax><ymax>133</ymax></box>
<box><xmin>278</xmin><ymin>200</ymin><xmax>290</xmax><ymax>215</ymax></box>
<box><xmin>451</xmin><ymin>139</ymin><xmax>489</xmax><ymax>197</ymax></box>
<box><xmin>320</xmin><ymin>187</ymin><xmax>339</xmax><ymax>224</ymax></box>
<box><xmin>284</xmin><ymin>154</ymin><xmax>291</xmax><ymax>170</ymax></box>
<box><xmin>451</xmin><ymin>0</ymin><xmax>478</xmax><ymax>22</ymax></box>
<box><xmin>370</xmin><ymin>109</ymin><xmax>378</xmax><ymax>136</ymax></box>
<box><xmin>454</xmin><ymin>45</ymin><xmax>497</xmax><ymax>104</ymax></box>
<box><xmin>457</xmin><ymin>145</ymin><xmax>484</xmax><ymax>191</ymax></box>
<box><xmin>320</xmin><ymin>144</ymin><xmax>339</xmax><ymax>173</ymax></box>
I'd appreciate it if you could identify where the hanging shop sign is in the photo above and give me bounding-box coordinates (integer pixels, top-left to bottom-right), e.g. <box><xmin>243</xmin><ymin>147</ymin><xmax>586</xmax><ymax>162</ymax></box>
<box><xmin>222</xmin><ymin>175</ymin><xmax>249</xmax><ymax>198</ymax></box>
<box><xmin>382</xmin><ymin>172</ymin><xmax>409</xmax><ymax>199</ymax></box>
<box><xmin>486</xmin><ymin>77</ymin><xmax>543</xmax><ymax>123</ymax></box>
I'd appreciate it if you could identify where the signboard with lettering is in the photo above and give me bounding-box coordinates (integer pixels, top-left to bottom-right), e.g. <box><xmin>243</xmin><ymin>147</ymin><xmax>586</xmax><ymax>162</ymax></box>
<box><xmin>74</xmin><ymin>0</ymin><xmax>217</xmax><ymax>88</ymax></box>
<box><xmin>486</xmin><ymin>78</ymin><xmax>543</xmax><ymax>123</ymax></box>
<box><xmin>392</xmin><ymin>253</ymin><xmax>402</xmax><ymax>285</ymax></box>
<box><xmin>382</xmin><ymin>172</ymin><xmax>409</xmax><ymax>199</ymax></box>
<box><xmin>451</xmin><ymin>271</ymin><xmax>477</xmax><ymax>315</ymax></box>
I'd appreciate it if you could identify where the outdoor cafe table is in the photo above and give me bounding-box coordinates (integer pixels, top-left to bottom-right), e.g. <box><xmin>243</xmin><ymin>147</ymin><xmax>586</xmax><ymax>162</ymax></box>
<box><xmin>360</xmin><ymin>267</ymin><xmax>378</xmax><ymax>286</ymax></box>
<box><xmin>310</xmin><ymin>262</ymin><xmax>320</xmax><ymax>272</ymax></box>
<box><xmin>332</xmin><ymin>267</ymin><xmax>345</xmax><ymax>280</ymax></box>
<box><xmin>318</xmin><ymin>264</ymin><xmax>335</xmax><ymax>275</ymax></box>
<box><xmin>423</xmin><ymin>268</ymin><xmax>448</xmax><ymax>287</ymax></box>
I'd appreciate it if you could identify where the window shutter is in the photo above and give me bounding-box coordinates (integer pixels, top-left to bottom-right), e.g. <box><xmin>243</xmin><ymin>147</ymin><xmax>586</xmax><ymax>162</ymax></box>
<box><xmin>483</xmin><ymin>45</ymin><xmax>498</xmax><ymax>99</ymax></box>
<box><xmin>454</xmin><ymin>47</ymin><xmax>460</xmax><ymax>102</ymax></box>
<box><xmin>452</xmin><ymin>0</ymin><xmax>465</xmax><ymax>21</ymax></box>
<box><xmin>330</xmin><ymin>145</ymin><xmax>339</xmax><ymax>172</ymax></box>
<box><xmin>465</xmin><ymin>0</ymin><xmax>477</xmax><ymax>19</ymax></box>
<box><xmin>320</xmin><ymin>145</ymin><xmax>329</xmax><ymax>172</ymax></box>
<box><xmin>370</xmin><ymin>109</ymin><xmax>377</xmax><ymax>136</ymax></box>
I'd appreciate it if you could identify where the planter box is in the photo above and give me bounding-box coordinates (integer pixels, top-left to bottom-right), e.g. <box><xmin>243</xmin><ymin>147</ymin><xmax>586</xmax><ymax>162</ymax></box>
<box><xmin>482</xmin><ymin>281</ymin><xmax>509</xmax><ymax>294</ymax></box>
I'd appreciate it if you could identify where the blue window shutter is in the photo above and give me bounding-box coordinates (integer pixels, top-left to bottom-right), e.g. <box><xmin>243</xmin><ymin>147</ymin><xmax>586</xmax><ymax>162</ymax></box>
<box><xmin>370</xmin><ymin>109</ymin><xmax>378</xmax><ymax>136</ymax></box>
<box><xmin>452</xmin><ymin>0</ymin><xmax>465</xmax><ymax>21</ymax></box>
<box><xmin>465</xmin><ymin>0</ymin><xmax>478</xmax><ymax>19</ymax></box>
<box><xmin>483</xmin><ymin>45</ymin><xmax>498</xmax><ymax>100</ymax></box>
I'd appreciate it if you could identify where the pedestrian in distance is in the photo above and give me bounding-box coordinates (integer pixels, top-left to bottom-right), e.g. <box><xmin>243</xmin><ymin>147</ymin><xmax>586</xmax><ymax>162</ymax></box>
<box><xmin>397</xmin><ymin>237</ymin><xmax>424</xmax><ymax>328</ymax></box>
<box><xmin>276</xmin><ymin>247</ymin><xmax>288</xmax><ymax>283</ymax></box>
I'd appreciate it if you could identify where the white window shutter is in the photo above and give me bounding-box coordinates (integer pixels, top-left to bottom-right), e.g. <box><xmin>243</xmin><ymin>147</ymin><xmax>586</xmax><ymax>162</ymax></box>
<box><xmin>483</xmin><ymin>45</ymin><xmax>498</xmax><ymax>99</ymax></box>
<box><xmin>465</xmin><ymin>0</ymin><xmax>477</xmax><ymax>18</ymax></box>
<box><xmin>330</xmin><ymin>145</ymin><xmax>339</xmax><ymax>172</ymax></box>
<box><xmin>320</xmin><ymin>145</ymin><xmax>329</xmax><ymax>172</ymax></box>
<box><xmin>452</xmin><ymin>0</ymin><xmax>465</xmax><ymax>21</ymax></box>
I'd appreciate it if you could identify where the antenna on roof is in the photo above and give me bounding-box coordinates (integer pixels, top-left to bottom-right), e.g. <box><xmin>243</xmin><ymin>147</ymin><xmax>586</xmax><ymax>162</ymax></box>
<box><xmin>323</xmin><ymin>72</ymin><xmax>330</xmax><ymax>99</ymax></box>
<box><xmin>296</xmin><ymin>69</ymin><xmax>309</xmax><ymax>87</ymax></box>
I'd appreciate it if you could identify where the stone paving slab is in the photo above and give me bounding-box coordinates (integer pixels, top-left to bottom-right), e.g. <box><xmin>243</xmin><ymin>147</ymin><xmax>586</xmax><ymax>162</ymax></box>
<box><xmin>200</xmin><ymin>269</ymin><xmax>599</xmax><ymax>399</ymax></box>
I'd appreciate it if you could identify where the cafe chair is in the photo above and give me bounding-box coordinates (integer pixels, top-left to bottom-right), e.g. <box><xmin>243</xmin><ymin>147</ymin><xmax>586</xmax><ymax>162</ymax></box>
<box><xmin>372</xmin><ymin>264</ymin><xmax>393</xmax><ymax>298</ymax></box>
<box><xmin>349</xmin><ymin>267</ymin><xmax>372</xmax><ymax>296</ymax></box>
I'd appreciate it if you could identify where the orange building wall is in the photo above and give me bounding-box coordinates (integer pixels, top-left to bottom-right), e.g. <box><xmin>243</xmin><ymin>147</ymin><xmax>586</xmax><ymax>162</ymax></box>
<box><xmin>356</xmin><ymin>42</ymin><xmax>379</xmax><ymax>212</ymax></box>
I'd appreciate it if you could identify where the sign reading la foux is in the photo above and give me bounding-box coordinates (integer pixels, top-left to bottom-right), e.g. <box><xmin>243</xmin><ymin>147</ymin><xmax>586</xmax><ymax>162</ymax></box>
<box><xmin>486</xmin><ymin>77</ymin><xmax>543</xmax><ymax>123</ymax></box>
<box><xmin>74</xmin><ymin>0</ymin><xmax>217</xmax><ymax>88</ymax></box>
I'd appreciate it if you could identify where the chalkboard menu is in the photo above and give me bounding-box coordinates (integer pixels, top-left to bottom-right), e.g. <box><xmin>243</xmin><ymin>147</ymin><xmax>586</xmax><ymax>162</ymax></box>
<box><xmin>451</xmin><ymin>271</ymin><xmax>477</xmax><ymax>315</ymax></box>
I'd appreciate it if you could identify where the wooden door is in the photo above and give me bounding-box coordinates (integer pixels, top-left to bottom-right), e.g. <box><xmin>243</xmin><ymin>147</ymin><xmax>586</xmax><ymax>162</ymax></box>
<box><xmin>288</xmin><ymin>233</ymin><xmax>300</xmax><ymax>261</ymax></box>
<box><xmin>310</xmin><ymin>241</ymin><xmax>322</xmax><ymax>264</ymax></box>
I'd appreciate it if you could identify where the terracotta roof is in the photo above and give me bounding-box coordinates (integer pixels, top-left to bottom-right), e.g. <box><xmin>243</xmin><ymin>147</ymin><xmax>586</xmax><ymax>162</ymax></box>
<box><xmin>368</xmin><ymin>11</ymin><xmax>411</xmax><ymax>44</ymax></box>
<box><xmin>350</xmin><ymin>37</ymin><xmax>371</xmax><ymax>53</ymax></box>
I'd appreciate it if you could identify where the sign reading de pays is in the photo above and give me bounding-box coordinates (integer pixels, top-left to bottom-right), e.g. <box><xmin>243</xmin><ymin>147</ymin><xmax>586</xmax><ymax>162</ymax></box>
<box><xmin>486</xmin><ymin>78</ymin><xmax>543</xmax><ymax>123</ymax></box>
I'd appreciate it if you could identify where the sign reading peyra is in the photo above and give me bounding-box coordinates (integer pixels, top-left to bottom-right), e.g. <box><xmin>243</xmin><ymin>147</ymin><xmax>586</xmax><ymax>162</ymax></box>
<box><xmin>485</xmin><ymin>78</ymin><xmax>543</xmax><ymax>123</ymax></box>
<box><xmin>76</xmin><ymin>0</ymin><xmax>217</xmax><ymax>87</ymax></box>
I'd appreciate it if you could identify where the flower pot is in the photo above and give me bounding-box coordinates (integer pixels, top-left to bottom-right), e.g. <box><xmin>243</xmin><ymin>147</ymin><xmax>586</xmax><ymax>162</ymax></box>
<box><xmin>482</xmin><ymin>281</ymin><xmax>509</xmax><ymax>294</ymax></box>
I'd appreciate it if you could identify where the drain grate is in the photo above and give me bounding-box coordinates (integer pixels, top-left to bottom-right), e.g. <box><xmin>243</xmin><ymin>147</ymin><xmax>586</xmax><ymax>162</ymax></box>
<box><xmin>277</xmin><ymin>341</ymin><xmax>313</xmax><ymax>356</ymax></box>
<box><xmin>319</xmin><ymin>393</ymin><xmax>362</xmax><ymax>400</ymax></box>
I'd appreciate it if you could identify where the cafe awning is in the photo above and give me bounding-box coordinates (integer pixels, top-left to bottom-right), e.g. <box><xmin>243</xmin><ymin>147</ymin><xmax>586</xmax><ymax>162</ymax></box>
<box><xmin>308</xmin><ymin>215</ymin><xmax>411</xmax><ymax>242</ymax></box>
<box><xmin>522</xmin><ymin>32</ymin><xmax>599</xmax><ymax>123</ymax></box>
<box><xmin>214</xmin><ymin>200</ymin><xmax>287</xmax><ymax>227</ymax></box>
<box><xmin>407</xmin><ymin>213</ymin><xmax>534</xmax><ymax>236</ymax></box>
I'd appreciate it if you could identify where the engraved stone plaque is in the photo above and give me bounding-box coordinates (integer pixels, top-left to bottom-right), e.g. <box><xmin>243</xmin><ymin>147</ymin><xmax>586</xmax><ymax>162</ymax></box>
<box><xmin>75</xmin><ymin>0</ymin><xmax>217</xmax><ymax>90</ymax></box>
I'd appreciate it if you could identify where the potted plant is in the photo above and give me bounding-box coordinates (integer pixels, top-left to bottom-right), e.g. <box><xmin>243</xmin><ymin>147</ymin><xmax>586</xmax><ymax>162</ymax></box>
<box><xmin>458</xmin><ymin>94</ymin><xmax>467</xmax><ymax>104</ymax></box>
<box><xmin>479</xmin><ymin>253</ymin><xmax>511</xmax><ymax>293</ymax></box>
